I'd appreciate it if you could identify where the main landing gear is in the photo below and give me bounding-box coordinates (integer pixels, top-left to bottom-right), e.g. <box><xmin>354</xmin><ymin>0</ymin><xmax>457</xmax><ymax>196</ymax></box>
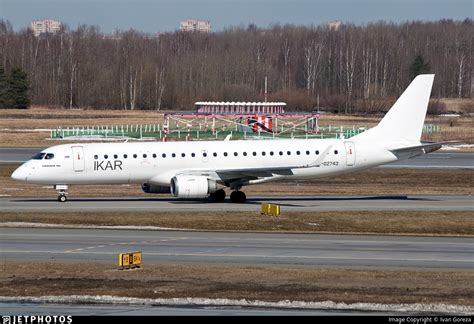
<box><xmin>55</xmin><ymin>184</ymin><xmax>69</xmax><ymax>203</ymax></box>
<box><xmin>209</xmin><ymin>189</ymin><xmax>247</xmax><ymax>203</ymax></box>
<box><xmin>230</xmin><ymin>190</ymin><xmax>246</xmax><ymax>203</ymax></box>
<box><xmin>209</xmin><ymin>189</ymin><xmax>226</xmax><ymax>202</ymax></box>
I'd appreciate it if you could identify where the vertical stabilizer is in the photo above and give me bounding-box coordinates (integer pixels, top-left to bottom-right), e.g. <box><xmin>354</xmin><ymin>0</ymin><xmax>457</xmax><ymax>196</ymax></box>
<box><xmin>355</xmin><ymin>74</ymin><xmax>434</xmax><ymax>143</ymax></box>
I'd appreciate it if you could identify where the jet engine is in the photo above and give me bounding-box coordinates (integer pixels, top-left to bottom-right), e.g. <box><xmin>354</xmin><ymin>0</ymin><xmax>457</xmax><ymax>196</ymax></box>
<box><xmin>141</xmin><ymin>183</ymin><xmax>170</xmax><ymax>194</ymax></box>
<box><xmin>170</xmin><ymin>175</ymin><xmax>224</xmax><ymax>198</ymax></box>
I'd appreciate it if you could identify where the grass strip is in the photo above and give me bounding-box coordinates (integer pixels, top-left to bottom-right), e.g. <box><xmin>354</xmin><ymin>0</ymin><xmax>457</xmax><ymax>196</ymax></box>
<box><xmin>1</xmin><ymin>261</ymin><xmax>473</xmax><ymax>305</ymax></box>
<box><xmin>2</xmin><ymin>211</ymin><xmax>473</xmax><ymax>236</ymax></box>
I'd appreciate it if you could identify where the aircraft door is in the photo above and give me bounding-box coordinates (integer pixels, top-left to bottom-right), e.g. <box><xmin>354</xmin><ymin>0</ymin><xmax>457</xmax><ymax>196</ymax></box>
<box><xmin>344</xmin><ymin>141</ymin><xmax>355</xmax><ymax>166</ymax></box>
<box><xmin>72</xmin><ymin>146</ymin><xmax>85</xmax><ymax>172</ymax></box>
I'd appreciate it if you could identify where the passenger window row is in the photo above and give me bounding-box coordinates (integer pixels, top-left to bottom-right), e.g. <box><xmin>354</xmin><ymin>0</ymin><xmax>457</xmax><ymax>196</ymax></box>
<box><xmin>93</xmin><ymin>150</ymin><xmax>339</xmax><ymax>160</ymax></box>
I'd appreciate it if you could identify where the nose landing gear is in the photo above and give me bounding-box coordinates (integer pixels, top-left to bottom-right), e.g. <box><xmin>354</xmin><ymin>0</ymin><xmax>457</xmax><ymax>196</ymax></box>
<box><xmin>55</xmin><ymin>184</ymin><xmax>69</xmax><ymax>203</ymax></box>
<box><xmin>58</xmin><ymin>194</ymin><xmax>67</xmax><ymax>202</ymax></box>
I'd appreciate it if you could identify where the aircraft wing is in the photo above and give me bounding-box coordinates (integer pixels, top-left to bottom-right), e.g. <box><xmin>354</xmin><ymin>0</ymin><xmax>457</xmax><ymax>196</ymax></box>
<box><xmin>175</xmin><ymin>145</ymin><xmax>332</xmax><ymax>184</ymax></box>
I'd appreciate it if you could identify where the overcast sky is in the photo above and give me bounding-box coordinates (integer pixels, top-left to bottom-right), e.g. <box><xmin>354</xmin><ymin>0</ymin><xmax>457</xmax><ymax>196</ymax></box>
<box><xmin>1</xmin><ymin>0</ymin><xmax>472</xmax><ymax>33</ymax></box>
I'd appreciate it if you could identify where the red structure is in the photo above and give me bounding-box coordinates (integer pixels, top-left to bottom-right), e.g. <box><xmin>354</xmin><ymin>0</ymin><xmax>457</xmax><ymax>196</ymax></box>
<box><xmin>247</xmin><ymin>115</ymin><xmax>273</xmax><ymax>133</ymax></box>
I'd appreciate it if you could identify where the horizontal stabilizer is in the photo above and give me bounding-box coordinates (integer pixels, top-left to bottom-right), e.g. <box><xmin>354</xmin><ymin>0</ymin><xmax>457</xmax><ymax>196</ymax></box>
<box><xmin>389</xmin><ymin>141</ymin><xmax>461</xmax><ymax>160</ymax></box>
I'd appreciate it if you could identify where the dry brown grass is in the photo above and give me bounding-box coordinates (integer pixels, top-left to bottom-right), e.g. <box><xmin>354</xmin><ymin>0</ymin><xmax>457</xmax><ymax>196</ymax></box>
<box><xmin>2</xmin><ymin>164</ymin><xmax>472</xmax><ymax>198</ymax></box>
<box><xmin>423</xmin><ymin>116</ymin><xmax>474</xmax><ymax>144</ymax></box>
<box><xmin>439</xmin><ymin>98</ymin><xmax>474</xmax><ymax>114</ymax></box>
<box><xmin>1</xmin><ymin>261</ymin><xmax>472</xmax><ymax>305</ymax></box>
<box><xmin>0</xmin><ymin>107</ymin><xmax>165</xmax><ymax>147</ymax></box>
<box><xmin>2</xmin><ymin>211</ymin><xmax>472</xmax><ymax>235</ymax></box>
<box><xmin>0</xmin><ymin>107</ymin><xmax>164</xmax><ymax>129</ymax></box>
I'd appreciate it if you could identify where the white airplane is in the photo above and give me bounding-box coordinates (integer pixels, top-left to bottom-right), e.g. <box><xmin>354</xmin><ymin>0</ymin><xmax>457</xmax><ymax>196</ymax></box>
<box><xmin>11</xmin><ymin>74</ymin><xmax>448</xmax><ymax>203</ymax></box>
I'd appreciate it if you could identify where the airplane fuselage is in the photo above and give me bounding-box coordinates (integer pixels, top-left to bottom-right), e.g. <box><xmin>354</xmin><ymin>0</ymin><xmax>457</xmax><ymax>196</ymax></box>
<box><xmin>11</xmin><ymin>138</ymin><xmax>396</xmax><ymax>186</ymax></box>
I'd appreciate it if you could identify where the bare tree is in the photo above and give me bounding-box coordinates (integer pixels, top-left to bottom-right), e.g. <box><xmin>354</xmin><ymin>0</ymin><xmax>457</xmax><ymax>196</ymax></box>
<box><xmin>155</xmin><ymin>67</ymin><xmax>165</xmax><ymax>111</ymax></box>
<box><xmin>303</xmin><ymin>39</ymin><xmax>323</xmax><ymax>95</ymax></box>
<box><xmin>344</xmin><ymin>37</ymin><xmax>357</xmax><ymax>114</ymax></box>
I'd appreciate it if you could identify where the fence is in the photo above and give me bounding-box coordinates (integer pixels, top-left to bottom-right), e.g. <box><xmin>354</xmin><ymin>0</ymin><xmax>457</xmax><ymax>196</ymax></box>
<box><xmin>50</xmin><ymin>123</ymin><xmax>440</xmax><ymax>141</ymax></box>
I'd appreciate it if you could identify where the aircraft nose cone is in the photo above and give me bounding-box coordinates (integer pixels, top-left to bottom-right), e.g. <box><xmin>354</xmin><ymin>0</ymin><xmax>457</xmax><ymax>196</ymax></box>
<box><xmin>11</xmin><ymin>166</ymin><xmax>26</xmax><ymax>181</ymax></box>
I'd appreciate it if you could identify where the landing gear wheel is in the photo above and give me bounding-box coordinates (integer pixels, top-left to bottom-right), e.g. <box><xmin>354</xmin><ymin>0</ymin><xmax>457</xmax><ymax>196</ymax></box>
<box><xmin>210</xmin><ymin>189</ymin><xmax>226</xmax><ymax>202</ymax></box>
<box><xmin>230</xmin><ymin>191</ymin><xmax>246</xmax><ymax>203</ymax></box>
<box><xmin>55</xmin><ymin>185</ymin><xmax>69</xmax><ymax>203</ymax></box>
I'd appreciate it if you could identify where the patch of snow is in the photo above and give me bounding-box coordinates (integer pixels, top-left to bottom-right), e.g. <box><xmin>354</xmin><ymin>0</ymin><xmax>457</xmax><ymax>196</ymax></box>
<box><xmin>0</xmin><ymin>295</ymin><xmax>471</xmax><ymax>315</ymax></box>
<box><xmin>46</xmin><ymin>136</ymin><xmax>158</xmax><ymax>142</ymax></box>
<box><xmin>54</xmin><ymin>136</ymin><xmax>130</xmax><ymax>141</ymax></box>
<box><xmin>440</xmin><ymin>144</ymin><xmax>474</xmax><ymax>151</ymax></box>
<box><xmin>438</xmin><ymin>114</ymin><xmax>461</xmax><ymax>117</ymax></box>
<box><xmin>0</xmin><ymin>128</ymin><xmax>54</xmax><ymax>132</ymax></box>
<box><xmin>0</xmin><ymin>222</ymin><xmax>180</xmax><ymax>231</ymax></box>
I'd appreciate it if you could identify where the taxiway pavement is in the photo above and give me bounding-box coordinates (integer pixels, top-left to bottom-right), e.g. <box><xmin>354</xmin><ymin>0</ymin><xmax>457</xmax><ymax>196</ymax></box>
<box><xmin>1</xmin><ymin>195</ymin><xmax>472</xmax><ymax>212</ymax></box>
<box><xmin>1</xmin><ymin>228</ymin><xmax>473</xmax><ymax>270</ymax></box>
<box><xmin>0</xmin><ymin>301</ymin><xmax>395</xmax><ymax>316</ymax></box>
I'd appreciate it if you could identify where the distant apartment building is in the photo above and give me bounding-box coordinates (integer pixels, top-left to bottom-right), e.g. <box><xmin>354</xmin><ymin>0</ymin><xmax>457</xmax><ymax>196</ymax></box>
<box><xmin>328</xmin><ymin>20</ymin><xmax>342</xmax><ymax>31</ymax></box>
<box><xmin>180</xmin><ymin>19</ymin><xmax>211</xmax><ymax>33</ymax></box>
<box><xmin>31</xmin><ymin>19</ymin><xmax>62</xmax><ymax>37</ymax></box>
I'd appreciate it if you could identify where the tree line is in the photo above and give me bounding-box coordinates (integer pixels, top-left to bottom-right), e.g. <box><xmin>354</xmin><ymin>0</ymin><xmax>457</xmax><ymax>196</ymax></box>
<box><xmin>0</xmin><ymin>19</ymin><xmax>472</xmax><ymax>113</ymax></box>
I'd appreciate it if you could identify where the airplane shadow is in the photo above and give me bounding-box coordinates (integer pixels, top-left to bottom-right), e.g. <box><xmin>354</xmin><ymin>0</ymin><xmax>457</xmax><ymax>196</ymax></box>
<box><xmin>243</xmin><ymin>196</ymin><xmax>438</xmax><ymax>207</ymax></box>
<box><xmin>14</xmin><ymin>195</ymin><xmax>438</xmax><ymax>205</ymax></box>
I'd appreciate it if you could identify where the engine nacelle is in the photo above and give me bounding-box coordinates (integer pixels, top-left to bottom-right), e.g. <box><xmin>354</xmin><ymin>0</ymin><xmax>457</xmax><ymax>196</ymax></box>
<box><xmin>141</xmin><ymin>183</ymin><xmax>170</xmax><ymax>194</ymax></box>
<box><xmin>170</xmin><ymin>175</ymin><xmax>224</xmax><ymax>198</ymax></box>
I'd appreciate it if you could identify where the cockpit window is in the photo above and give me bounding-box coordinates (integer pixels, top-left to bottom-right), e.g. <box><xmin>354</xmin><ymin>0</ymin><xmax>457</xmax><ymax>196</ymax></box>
<box><xmin>45</xmin><ymin>153</ymin><xmax>54</xmax><ymax>160</ymax></box>
<box><xmin>31</xmin><ymin>153</ymin><xmax>46</xmax><ymax>160</ymax></box>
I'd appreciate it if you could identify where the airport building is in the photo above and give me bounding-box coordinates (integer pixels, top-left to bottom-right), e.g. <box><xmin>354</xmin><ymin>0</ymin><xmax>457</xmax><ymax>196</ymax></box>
<box><xmin>31</xmin><ymin>19</ymin><xmax>62</xmax><ymax>37</ymax></box>
<box><xmin>195</xmin><ymin>101</ymin><xmax>286</xmax><ymax>115</ymax></box>
<box><xmin>180</xmin><ymin>19</ymin><xmax>211</xmax><ymax>33</ymax></box>
<box><xmin>328</xmin><ymin>20</ymin><xmax>342</xmax><ymax>31</ymax></box>
<box><xmin>161</xmin><ymin>101</ymin><xmax>321</xmax><ymax>137</ymax></box>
